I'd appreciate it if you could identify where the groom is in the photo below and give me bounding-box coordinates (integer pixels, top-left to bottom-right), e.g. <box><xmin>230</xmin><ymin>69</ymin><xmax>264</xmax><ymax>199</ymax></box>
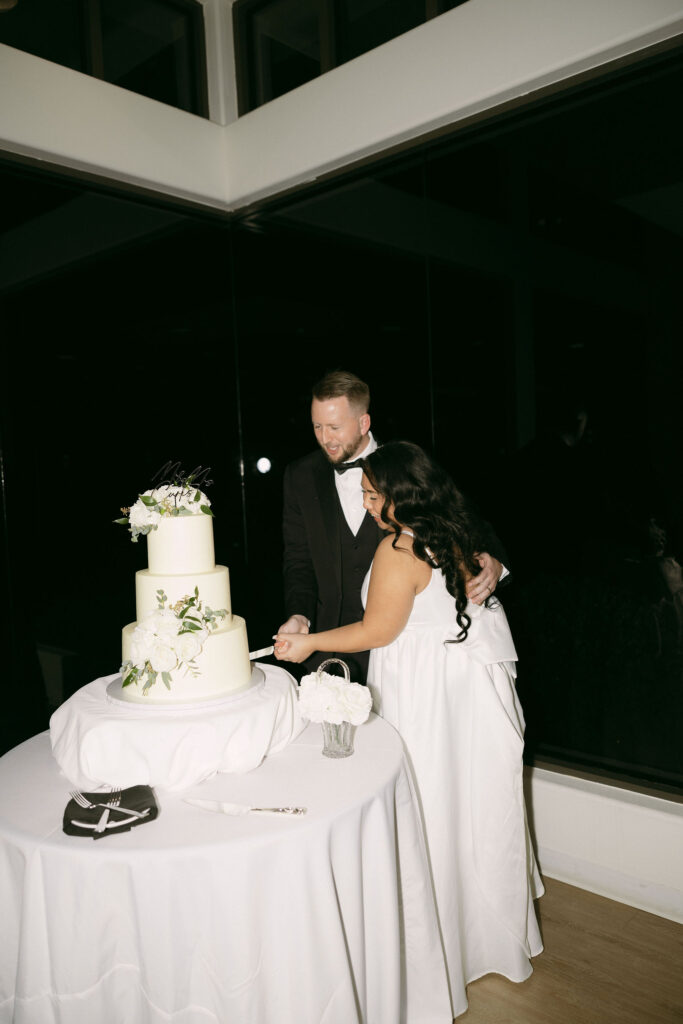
<box><xmin>279</xmin><ymin>370</ymin><xmax>505</xmax><ymax>682</ymax></box>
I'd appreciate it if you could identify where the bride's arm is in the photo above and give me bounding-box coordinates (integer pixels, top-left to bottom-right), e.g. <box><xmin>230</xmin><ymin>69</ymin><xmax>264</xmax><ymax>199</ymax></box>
<box><xmin>274</xmin><ymin>537</ymin><xmax>418</xmax><ymax>663</ymax></box>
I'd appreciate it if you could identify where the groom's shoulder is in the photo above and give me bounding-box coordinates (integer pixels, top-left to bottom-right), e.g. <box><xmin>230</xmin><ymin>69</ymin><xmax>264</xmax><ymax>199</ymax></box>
<box><xmin>286</xmin><ymin>448</ymin><xmax>327</xmax><ymax>475</ymax></box>
<box><xmin>285</xmin><ymin>449</ymin><xmax>328</xmax><ymax>482</ymax></box>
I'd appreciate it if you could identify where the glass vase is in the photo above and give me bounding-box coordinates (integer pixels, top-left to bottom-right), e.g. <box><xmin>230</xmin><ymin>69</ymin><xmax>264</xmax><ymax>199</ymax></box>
<box><xmin>321</xmin><ymin>720</ymin><xmax>354</xmax><ymax>758</ymax></box>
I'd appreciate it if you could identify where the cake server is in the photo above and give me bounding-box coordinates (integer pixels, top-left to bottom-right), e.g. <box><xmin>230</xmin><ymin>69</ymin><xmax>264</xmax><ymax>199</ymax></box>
<box><xmin>184</xmin><ymin>798</ymin><xmax>306</xmax><ymax>816</ymax></box>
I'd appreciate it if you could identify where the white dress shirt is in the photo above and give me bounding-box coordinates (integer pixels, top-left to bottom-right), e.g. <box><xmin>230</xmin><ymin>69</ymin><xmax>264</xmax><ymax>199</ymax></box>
<box><xmin>334</xmin><ymin>432</ymin><xmax>378</xmax><ymax>535</ymax></box>
<box><xmin>333</xmin><ymin>432</ymin><xmax>508</xmax><ymax>579</ymax></box>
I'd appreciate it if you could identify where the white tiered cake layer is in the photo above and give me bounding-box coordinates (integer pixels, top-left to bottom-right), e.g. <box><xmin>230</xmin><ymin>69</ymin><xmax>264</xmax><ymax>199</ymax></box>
<box><xmin>135</xmin><ymin>566</ymin><xmax>232</xmax><ymax>621</ymax></box>
<box><xmin>121</xmin><ymin>615</ymin><xmax>252</xmax><ymax>704</ymax></box>
<box><xmin>119</xmin><ymin>510</ymin><xmax>253</xmax><ymax>704</ymax></box>
<box><xmin>147</xmin><ymin>515</ymin><xmax>215</xmax><ymax>574</ymax></box>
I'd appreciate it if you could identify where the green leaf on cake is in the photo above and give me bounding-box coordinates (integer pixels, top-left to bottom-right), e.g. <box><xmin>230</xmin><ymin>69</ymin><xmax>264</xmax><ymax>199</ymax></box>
<box><xmin>140</xmin><ymin>495</ymin><xmax>158</xmax><ymax>507</ymax></box>
<box><xmin>161</xmin><ymin>672</ymin><xmax>172</xmax><ymax>690</ymax></box>
<box><xmin>142</xmin><ymin>669</ymin><xmax>157</xmax><ymax>694</ymax></box>
<box><xmin>113</xmin><ymin>517</ymin><xmax>129</xmax><ymax>525</ymax></box>
<box><xmin>200</xmin><ymin>505</ymin><xmax>214</xmax><ymax>516</ymax></box>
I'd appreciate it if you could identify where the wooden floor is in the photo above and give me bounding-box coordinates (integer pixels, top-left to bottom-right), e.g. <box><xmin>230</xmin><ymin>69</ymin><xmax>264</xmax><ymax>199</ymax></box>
<box><xmin>459</xmin><ymin>878</ymin><xmax>683</xmax><ymax>1024</ymax></box>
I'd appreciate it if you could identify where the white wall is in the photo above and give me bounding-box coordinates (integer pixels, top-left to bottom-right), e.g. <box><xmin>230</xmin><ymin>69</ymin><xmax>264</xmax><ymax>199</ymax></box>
<box><xmin>528</xmin><ymin>767</ymin><xmax>683</xmax><ymax>923</ymax></box>
<box><xmin>1</xmin><ymin>0</ymin><xmax>682</xmax><ymax>211</ymax></box>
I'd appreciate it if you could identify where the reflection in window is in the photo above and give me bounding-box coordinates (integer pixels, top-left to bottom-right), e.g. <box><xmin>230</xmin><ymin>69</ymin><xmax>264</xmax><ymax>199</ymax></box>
<box><xmin>247</xmin><ymin>0</ymin><xmax>324</xmax><ymax>108</ymax></box>
<box><xmin>234</xmin><ymin>0</ymin><xmax>470</xmax><ymax>113</ymax></box>
<box><xmin>0</xmin><ymin>0</ymin><xmax>207</xmax><ymax>117</ymax></box>
<box><xmin>336</xmin><ymin>0</ymin><xmax>424</xmax><ymax>64</ymax></box>
<box><xmin>98</xmin><ymin>0</ymin><xmax>206</xmax><ymax>113</ymax></box>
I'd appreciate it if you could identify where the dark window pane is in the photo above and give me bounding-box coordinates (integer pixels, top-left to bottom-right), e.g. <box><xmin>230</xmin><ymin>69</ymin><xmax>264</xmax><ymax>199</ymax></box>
<box><xmin>437</xmin><ymin>0</ymin><xmax>471</xmax><ymax>12</ymax></box>
<box><xmin>99</xmin><ymin>0</ymin><xmax>204</xmax><ymax>114</ymax></box>
<box><xmin>337</xmin><ymin>0</ymin><xmax>424</xmax><ymax>64</ymax></box>
<box><xmin>425</xmin><ymin>143</ymin><xmax>509</xmax><ymax>223</ymax></box>
<box><xmin>0</xmin><ymin>0</ymin><xmax>84</xmax><ymax>72</ymax></box>
<box><xmin>247</xmin><ymin>0</ymin><xmax>322</xmax><ymax>106</ymax></box>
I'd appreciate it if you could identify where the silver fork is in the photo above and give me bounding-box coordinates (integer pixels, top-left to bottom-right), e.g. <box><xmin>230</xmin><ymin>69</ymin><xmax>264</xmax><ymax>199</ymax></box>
<box><xmin>71</xmin><ymin>790</ymin><xmax>150</xmax><ymax>820</ymax></box>
<box><xmin>71</xmin><ymin>789</ymin><xmax>121</xmax><ymax>832</ymax></box>
<box><xmin>95</xmin><ymin>790</ymin><xmax>120</xmax><ymax>833</ymax></box>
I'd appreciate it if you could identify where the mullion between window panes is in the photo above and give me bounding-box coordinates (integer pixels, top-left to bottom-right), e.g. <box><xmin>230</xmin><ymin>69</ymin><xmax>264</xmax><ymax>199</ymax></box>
<box><xmin>81</xmin><ymin>0</ymin><xmax>104</xmax><ymax>80</ymax></box>
<box><xmin>319</xmin><ymin>0</ymin><xmax>335</xmax><ymax>73</ymax></box>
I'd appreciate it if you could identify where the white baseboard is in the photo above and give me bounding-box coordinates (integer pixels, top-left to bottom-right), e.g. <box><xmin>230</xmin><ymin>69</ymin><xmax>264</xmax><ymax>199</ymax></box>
<box><xmin>525</xmin><ymin>766</ymin><xmax>683</xmax><ymax>924</ymax></box>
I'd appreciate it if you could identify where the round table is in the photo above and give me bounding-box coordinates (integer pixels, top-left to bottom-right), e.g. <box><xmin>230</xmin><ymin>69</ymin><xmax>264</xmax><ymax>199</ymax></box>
<box><xmin>0</xmin><ymin>713</ymin><xmax>453</xmax><ymax>1023</ymax></box>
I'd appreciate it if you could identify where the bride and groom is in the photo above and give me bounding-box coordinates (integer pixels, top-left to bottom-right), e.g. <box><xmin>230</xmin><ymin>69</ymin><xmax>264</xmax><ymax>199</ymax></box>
<box><xmin>275</xmin><ymin>370</ymin><xmax>543</xmax><ymax>1017</ymax></box>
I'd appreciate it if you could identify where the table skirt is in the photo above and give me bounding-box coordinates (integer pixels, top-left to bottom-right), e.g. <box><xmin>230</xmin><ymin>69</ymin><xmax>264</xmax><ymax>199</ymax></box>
<box><xmin>0</xmin><ymin>716</ymin><xmax>453</xmax><ymax>1024</ymax></box>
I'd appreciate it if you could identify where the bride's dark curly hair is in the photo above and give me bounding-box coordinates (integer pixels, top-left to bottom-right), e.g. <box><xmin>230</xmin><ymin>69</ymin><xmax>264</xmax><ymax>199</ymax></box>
<box><xmin>362</xmin><ymin>441</ymin><xmax>490</xmax><ymax>642</ymax></box>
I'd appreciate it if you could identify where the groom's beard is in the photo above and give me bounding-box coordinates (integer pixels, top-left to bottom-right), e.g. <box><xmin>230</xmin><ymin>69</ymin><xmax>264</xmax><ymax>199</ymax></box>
<box><xmin>320</xmin><ymin>431</ymin><xmax>364</xmax><ymax>464</ymax></box>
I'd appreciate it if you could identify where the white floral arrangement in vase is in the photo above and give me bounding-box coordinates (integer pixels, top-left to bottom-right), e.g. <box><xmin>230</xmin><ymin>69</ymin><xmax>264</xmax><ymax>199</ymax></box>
<box><xmin>120</xmin><ymin>588</ymin><xmax>227</xmax><ymax>695</ymax></box>
<box><xmin>116</xmin><ymin>483</ymin><xmax>213</xmax><ymax>542</ymax></box>
<box><xmin>298</xmin><ymin>658</ymin><xmax>372</xmax><ymax>758</ymax></box>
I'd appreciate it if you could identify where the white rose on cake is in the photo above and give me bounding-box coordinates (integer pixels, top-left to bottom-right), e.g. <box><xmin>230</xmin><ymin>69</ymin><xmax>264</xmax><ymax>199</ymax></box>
<box><xmin>130</xmin><ymin>631</ymin><xmax>153</xmax><ymax>669</ymax></box>
<box><xmin>117</xmin><ymin>480</ymin><xmax>212</xmax><ymax>541</ymax></box>
<box><xmin>149</xmin><ymin>641</ymin><xmax>178</xmax><ymax>673</ymax></box>
<box><xmin>173</xmin><ymin>631</ymin><xmax>203</xmax><ymax>662</ymax></box>
<box><xmin>129</xmin><ymin>498</ymin><xmax>159</xmax><ymax>531</ymax></box>
<box><xmin>140</xmin><ymin>608</ymin><xmax>180</xmax><ymax>639</ymax></box>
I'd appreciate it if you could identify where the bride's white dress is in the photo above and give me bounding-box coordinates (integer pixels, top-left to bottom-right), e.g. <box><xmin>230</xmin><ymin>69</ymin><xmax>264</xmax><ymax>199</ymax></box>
<box><xmin>362</xmin><ymin>561</ymin><xmax>544</xmax><ymax>1018</ymax></box>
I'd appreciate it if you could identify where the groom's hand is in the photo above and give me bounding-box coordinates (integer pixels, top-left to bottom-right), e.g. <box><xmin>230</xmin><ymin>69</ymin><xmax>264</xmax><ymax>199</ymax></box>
<box><xmin>277</xmin><ymin>614</ymin><xmax>310</xmax><ymax>634</ymax></box>
<box><xmin>467</xmin><ymin>553</ymin><xmax>502</xmax><ymax>605</ymax></box>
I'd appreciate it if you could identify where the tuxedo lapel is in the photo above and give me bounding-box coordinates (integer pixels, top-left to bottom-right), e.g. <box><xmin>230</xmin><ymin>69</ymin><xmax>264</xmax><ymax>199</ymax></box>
<box><xmin>312</xmin><ymin>455</ymin><xmax>342</xmax><ymax>597</ymax></box>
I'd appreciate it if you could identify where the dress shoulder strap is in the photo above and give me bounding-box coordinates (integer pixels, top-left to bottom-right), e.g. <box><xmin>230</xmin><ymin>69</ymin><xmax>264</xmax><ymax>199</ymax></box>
<box><xmin>400</xmin><ymin>528</ymin><xmax>438</xmax><ymax>565</ymax></box>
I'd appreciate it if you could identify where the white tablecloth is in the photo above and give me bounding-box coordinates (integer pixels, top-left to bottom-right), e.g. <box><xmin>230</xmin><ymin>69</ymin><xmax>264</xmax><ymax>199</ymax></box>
<box><xmin>49</xmin><ymin>665</ymin><xmax>304</xmax><ymax>791</ymax></box>
<box><xmin>0</xmin><ymin>715</ymin><xmax>453</xmax><ymax>1024</ymax></box>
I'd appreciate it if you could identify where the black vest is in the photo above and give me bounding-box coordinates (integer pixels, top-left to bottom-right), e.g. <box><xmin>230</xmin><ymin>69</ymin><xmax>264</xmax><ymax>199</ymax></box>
<box><xmin>337</xmin><ymin>500</ymin><xmax>381</xmax><ymax>627</ymax></box>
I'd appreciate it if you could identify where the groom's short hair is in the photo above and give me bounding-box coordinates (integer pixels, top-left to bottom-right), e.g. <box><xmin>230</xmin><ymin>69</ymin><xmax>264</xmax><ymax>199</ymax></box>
<box><xmin>312</xmin><ymin>370</ymin><xmax>370</xmax><ymax>414</ymax></box>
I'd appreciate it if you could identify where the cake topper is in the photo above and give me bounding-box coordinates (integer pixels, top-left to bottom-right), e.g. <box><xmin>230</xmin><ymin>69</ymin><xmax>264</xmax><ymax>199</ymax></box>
<box><xmin>151</xmin><ymin>461</ymin><xmax>214</xmax><ymax>490</ymax></box>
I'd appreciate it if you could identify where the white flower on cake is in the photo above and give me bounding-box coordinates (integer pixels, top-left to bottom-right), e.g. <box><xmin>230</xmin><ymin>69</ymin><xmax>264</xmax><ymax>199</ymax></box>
<box><xmin>121</xmin><ymin>588</ymin><xmax>227</xmax><ymax>695</ymax></box>
<box><xmin>128</xmin><ymin>500</ymin><xmax>159</xmax><ymax>532</ymax></box>
<box><xmin>173</xmin><ymin>631</ymin><xmax>203</xmax><ymax>662</ymax></box>
<box><xmin>116</xmin><ymin>481</ymin><xmax>213</xmax><ymax>541</ymax></box>
<box><xmin>149</xmin><ymin>642</ymin><xmax>178</xmax><ymax>674</ymax></box>
<box><xmin>298</xmin><ymin>671</ymin><xmax>372</xmax><ymax>726</ymax></box>
<box><xmin>139</xmin><ymin>608</ymin><xmax>182</xmax><ymax>639</ymax></box>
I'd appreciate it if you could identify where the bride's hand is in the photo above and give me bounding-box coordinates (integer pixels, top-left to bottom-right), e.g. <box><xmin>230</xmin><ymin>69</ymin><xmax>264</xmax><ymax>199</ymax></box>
<box><xmin>273</xmin><ymin>632</ymin><xmax>315</xmax><ymax>663</ymax></box>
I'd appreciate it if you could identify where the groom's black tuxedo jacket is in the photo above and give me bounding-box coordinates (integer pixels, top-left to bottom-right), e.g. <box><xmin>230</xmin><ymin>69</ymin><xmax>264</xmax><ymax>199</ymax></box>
<box><xmin>282</xmin><ymin>448</ymin><xmax>510</xmax><ymax>683</ymax></box>
<box><xmin>282</xmin><ymin>450</ymin><xmax>382</xmax><ymax>681</ymax></box>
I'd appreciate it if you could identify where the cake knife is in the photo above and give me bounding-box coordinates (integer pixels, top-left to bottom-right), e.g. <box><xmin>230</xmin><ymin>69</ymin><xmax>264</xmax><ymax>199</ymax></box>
<box><xmin>71</xmin><ymin>814</ymin><xmax>147</xmax><ymax>829</ymax></box>
<box><xmin>184</xmin><ymin>798</ymin><xmax>306</xmax><ymax>816</ymax></box>
<box><xmin>249</xmin><ymin>645</ymin><xmax>274</xmax><ymax>660</ymax></box>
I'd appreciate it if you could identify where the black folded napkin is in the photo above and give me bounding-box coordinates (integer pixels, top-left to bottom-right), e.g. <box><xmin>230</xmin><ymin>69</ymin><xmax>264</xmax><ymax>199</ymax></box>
<box><xmin>63</xmin><ymin>785</ymin><xmax>158</xmax><ymax>840</ymax></box>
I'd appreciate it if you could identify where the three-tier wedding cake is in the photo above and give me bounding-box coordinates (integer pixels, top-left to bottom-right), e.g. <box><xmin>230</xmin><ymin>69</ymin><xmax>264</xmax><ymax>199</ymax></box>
<box><xmin>116</xmin><ymin>482</ymin><xmax>253</xmax><ymax>704</ymax></box>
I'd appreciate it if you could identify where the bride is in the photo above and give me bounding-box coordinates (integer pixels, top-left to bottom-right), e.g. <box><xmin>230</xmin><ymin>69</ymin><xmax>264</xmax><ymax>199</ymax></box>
<box><xmin>275</xmin><ymin>441</ymin><xmax>543</xmax><ymax>1017</ymax></box>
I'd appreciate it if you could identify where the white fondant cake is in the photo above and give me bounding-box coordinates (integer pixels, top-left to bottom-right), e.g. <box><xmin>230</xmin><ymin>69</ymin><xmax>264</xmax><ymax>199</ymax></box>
<box><xmin>119</xmin><ymin>504</ymin><xmax>252</xmax><ymax>705</ymax></box>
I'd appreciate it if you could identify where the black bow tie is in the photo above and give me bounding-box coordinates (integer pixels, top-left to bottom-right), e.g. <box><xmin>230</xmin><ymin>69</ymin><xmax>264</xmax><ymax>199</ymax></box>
<box><xmin>334</xmin><ymin>461</ymin><xmax>361</xmax><ymax>475</ymax></box>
